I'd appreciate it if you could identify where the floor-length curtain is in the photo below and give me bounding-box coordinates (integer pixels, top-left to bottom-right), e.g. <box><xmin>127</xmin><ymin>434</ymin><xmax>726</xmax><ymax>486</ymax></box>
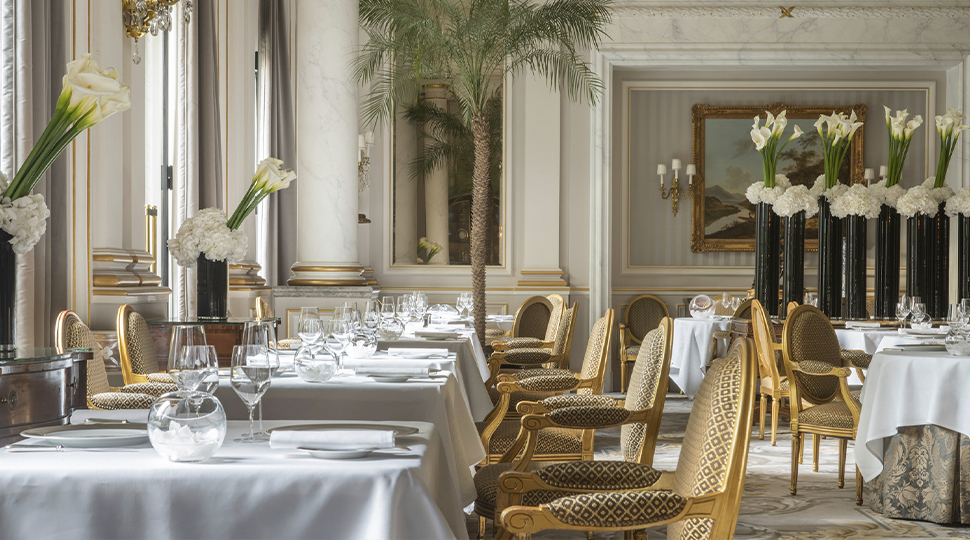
<box><xmin>0</xmin><ymin>0</ymin><xmax>69</xmax><ymax>347</ymax></box>
<box><xmin>172</xmin><ymin>0</ymin><xmax>223</xmax><ymax>319</ymax></box>
<box><xmin>256</xmin><ymin>0</ymin><xmax>297</xmax><ymax>286</ymax></box>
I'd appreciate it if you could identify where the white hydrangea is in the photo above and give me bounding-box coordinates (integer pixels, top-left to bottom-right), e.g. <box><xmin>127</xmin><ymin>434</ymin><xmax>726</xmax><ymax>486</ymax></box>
<box><xmin>745</xmin><ymin>174</ymin><xmax>791</xmax><ymax>205</ymax></box>
<box><xmin>809</xmin><ymin>175</ymin><xmax>849</xmax><ymax>201</ymax></box>
<box><xmin>830</xmin><ymin>183</ymin><xmax>881</xmax><ymax>219</ymax></box>
<box><xmin>946</xmin><ymin>187</ymin><xmax>970</xmax><ymax>217</ymax></box>
<box><xmin>921</xmin><ymin>177</ymin><xmax>954</xmax><ymax>204</ymax></box>
<box><xmin>0</xmin><ymin>188</ymin><xmax>51</xmax><ymax>256</ymax></box>
<box><xmin>167</xmin><ymin>207</ymin><xmax>248</xmax><ymax>266</ymax></box>
<box><xmin>771</xmin><ymin>184</ymin><xmax>819</xmax><ymax>218</ymax></box>
<box><xmin>867</xmin><ymin>179</ymin><xmax>906</xmax><ymax>209</ymax></box>
<box><xmin>896</xmin><ymin>185</ymin><xmax>940</xmax><ymax>218</ymax></box>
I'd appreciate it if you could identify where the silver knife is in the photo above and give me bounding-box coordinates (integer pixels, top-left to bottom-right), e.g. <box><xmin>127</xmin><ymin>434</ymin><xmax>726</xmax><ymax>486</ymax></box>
<box><xmin>84</xmin><ymin>418</ymin><xmax>130</xmax><ymax>425</ymax></box>
<box><xmin>6</xmin><ymin>444</ymin><xmax>62</xmax><ymax>452</ymax></box>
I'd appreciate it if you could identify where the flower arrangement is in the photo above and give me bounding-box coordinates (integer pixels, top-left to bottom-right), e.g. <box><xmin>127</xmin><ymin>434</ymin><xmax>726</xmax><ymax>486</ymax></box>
<box><xmin>749</xmin><ymin>111</ymin><xmax>803</xmax><ymax>189</ymax></box>
<box><xmin>771</xmin><ymin>184</ymin><xmax>819</xmax><ymax>218</ymax></box>
<box><xmin>168</xmin><ymin>157</ymin><xmax>294</xmax><ymax>267</ymax></box>
<box><xmin>867</xmin><ymin>180</ymin><xmax>905</xmax><ymax>209</ymax></box>
<box><xmin>0</xmin><ymin>54</ymin><xmax>130</xmax><ymax>254</ymax></box>
<box><xmin>830</xmin><ymin>183</ymin><xmax>881</xmax><ymax>219</ymax></box>
<box><xmin>810</xmin><ymin>174</ymin><xmax>849</xmax><ymax>201</ymax></box>
<box><xmin>896</xmin><ymin>183</ymin><xmax>941</xmax><ymax>218</ymax></box>
<box><xmin>933</xmin><ymin>108</ymin><xmax>968</xmax><ymax>188</ymax></box>
<box><xmin>417</xmin><ymin>236</ymin><xmax>443</xmax><ymax>264</ymax></box>
<box><xmin>884</xmin><ymin>107</ymin><xmax>922</xmax><ymax>187</ymax></box>
<box><xmin>946</xmin><ymin>187</ymin><xmax>970</xmax><ymax>217</ymax></box>
<box><xmin>745</xmin><ymin>174</ymin><xmax>791</xmax><ymax>205</ymax></box>
<box><xmin>816</xmin><ymin>110</ymin><xmax>863</xmax><ymax>190</ymax></box>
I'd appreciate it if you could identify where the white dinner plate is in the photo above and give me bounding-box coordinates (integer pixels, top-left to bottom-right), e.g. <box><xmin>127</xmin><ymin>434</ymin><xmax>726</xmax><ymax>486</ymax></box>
<box><xmin>267</xmin><ymin>423</ymin><xmax>420</xmax><ymax>437</ymax></box>
<box><xmin>369</xmin><ymin>375</ymin><xmax>413</xmax><ymax>383</ymax></box>
<box><xmin>899</xmin><ymin>328</ymin><xmax>948</xmax><ymax>336</ymax></box>
<box><xmin>887</xmin><ymin>343</ymin><xmax>947</xmax><ymax>351</ymax></box>
<box><xmin>20</xmin><ymin>424</ymin><xmax>149</xmax><ymax>448</ymax></box>
<box><xmin>297</xmin><ymin>446</ymin><xmax>377</xmax><ymax>459</ymax></box>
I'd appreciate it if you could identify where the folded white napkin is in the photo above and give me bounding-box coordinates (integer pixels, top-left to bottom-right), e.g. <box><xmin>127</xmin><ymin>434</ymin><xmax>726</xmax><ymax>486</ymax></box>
<box><xmin>355</xmin><ymin>366</ymin><xmax>430</xmax><ymax>378</ymax></box>
<box><xmin>845</xmin><ymin>321</ymin><xmax>881</xmax><ymax>329</ymax></box>
<box><xmin>414</xmin><ymin>330</ymin><xmax>461</xmax><ymax>339</ymax></box>
<box><xmin>387</xmin><ymin>348</ymin><xmax>449</xmax><ymax>357</ymax></box>
<box><xmin>269</xmin><ymin>429</ymin><xmax>395</xmax><ymax>450</ymax></box>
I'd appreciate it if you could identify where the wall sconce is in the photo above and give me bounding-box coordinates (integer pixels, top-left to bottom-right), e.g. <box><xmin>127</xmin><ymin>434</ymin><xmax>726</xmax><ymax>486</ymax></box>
<box><xmin>123</xmin><ymin>0</ymin><xmax>192</xmax><ymax>64</ymax></box>
<box><xmin>658</xmin><ymin>159</ymin><xmax>695</xmax><ymax>216</ymax></box>
<box><xmin>358</xmin><ymin>131</ymin><xmax>375</xmax><ymax>192</ymax></box>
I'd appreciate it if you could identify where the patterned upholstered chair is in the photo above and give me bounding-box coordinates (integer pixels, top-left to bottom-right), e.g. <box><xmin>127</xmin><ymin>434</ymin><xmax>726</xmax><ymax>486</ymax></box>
<box><xmin>56</xmin><ymin>311</ymin><xmax>173</xmax><ymax>410</ymax></box>
<box><xmin>486</xmin><ymin>295</ymin><xmax>562</xmax><ymax>340</ymax></box>
<box><xmin>473</xmin><ymin>317</ymin><xmax>674</xmax><ymax>540</ymax></box>
<box><xmin>781</xmin><ymin>305</ymin><xmax>863</xmax><ymax>505</ymax></box>
<box><xmin>751</xmin><ymin>300</ymin><xmax>790</xmax><ymax>446</ymax></box>
<box><xmin>491</xmin><ymin>294</ymin><xmax>565</xmax><ymax>351</ymax></box>
<box><xmin>711</xmin><ymin>294</ymin><xmax>736</xmax><ymax>317</ymax></box>
<box><xmin>732</xmin><ymin>298</ymin><xmax>753</xmax><ymax>320</ymax></box>
<box><xmin>477</xmin><ymin>309</ymin><xmax>613</xmax><ymax>465</ymax></box>
<box><xmin>485</xmin><ymin>303</ymin><xmax>577</xmax><ymax>393</ymax></box>
<box><xmin>619</xmin><ymin>295</ymin><xmax>668</xmax><ymax>392</ymax></box>
<box><xmin>499</xmin><ymin>338</ymin><xmax>757</xmax><ymax>540</ymax></box>
<box><xmin>117</xmin><ymin>304</ymin><xmax>177</xmax><ymax>386</ymax></box>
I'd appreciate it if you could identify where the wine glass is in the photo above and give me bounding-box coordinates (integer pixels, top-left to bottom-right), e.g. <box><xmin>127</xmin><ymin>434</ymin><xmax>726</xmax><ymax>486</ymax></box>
<box><xmin>909</xmin><ymin>296</ymin><xmax>921</xmax><ymax>312</ymax></box>
<box><xmin>381</xmin><ymin>299</ymin><xmax>397</xmax><ymax>321</ymax></box>
<box><xmin>397</xmin><ymin>295</ymin><xmax>413</xmax><ymax>322</ymax></box>
<box><xmin>298</xmin><ymin>317</ymin><xmax>324</xmax><ymax>352</ymax></box>
<box><xmin>363</xmin><ymin>300</ymin><xmax>381</xmax><ymax>334</ymax></box>
<box><xmin>242</xmin><ymin>321</ymin><xmax>279</xmax><ymax>441</ymax></box>
<box><xmin>172</xmin><ymin>345</ymin><xmax>218</xmax><ymax>395</ymax></box>
<box><xmin>230</xmin><ymin>345</ymin><xmax>273</xmax><ymax>443</ymax></box>
<box><xmin>324</xmin><ymin>319</ymin><xmax>352</xmax><ymax>371</ymax></box>
<box><xmin>168</xmin><ymin>325</ymin><xmax>207</xmax><ymax>394</ymax></box>
<box><xmin>896</xmin><ymin>302</ymin><xmax>911</xmax><ymax>325</ymax></box>
<box><xmin>720</xmin><ymin>293</ymin><xmax>731</xmax><ymax>309</ymax></box>
<box><xmin>947</xmin><ymin>303</ymin><xmax>965</xmax><ymax>329</ymax></box>
<box><xmin>804</xmin><ymin>292</ymin><xmax>818</xmax><ymax>307</ymax></box>
<box><xmin>196</xmin><ymin>345</ymin><xmax>220</xmax><ymax>394</ymax></box>
<box><xmin>911</xmin><ymin>302</ymin><xmax>929</xmax><ymax>329</ymax></box>
<box><xmin>899</xmin><ymin>294</ymin><xmax>910</xmax><ymax>313</ymax></box>
<box><xmin>731</xmin><ymin>296</ymin><xmax>741</xmax><ymax>312</ymax></box>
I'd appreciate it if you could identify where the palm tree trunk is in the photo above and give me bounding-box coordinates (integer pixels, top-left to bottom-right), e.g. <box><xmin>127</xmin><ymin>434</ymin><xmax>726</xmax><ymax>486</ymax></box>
<box><xmin>471</xmin><ymin>112</ymin><xmax>490</xmax><ymax>346</ymax></box>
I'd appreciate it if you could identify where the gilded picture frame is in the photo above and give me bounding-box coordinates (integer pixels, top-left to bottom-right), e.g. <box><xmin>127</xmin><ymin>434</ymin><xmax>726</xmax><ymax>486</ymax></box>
<box><xmin>690</xmin><ymin>102</ymin><xmax>866</xmax><ymax>253</ymax></box>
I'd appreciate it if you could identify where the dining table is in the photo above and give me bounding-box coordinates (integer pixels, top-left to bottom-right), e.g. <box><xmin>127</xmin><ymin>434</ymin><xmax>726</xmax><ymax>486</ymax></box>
<box><xmin>669</xmin><ymin>316</ymin><xmax>732</xmax><ymax>398</ymax></box>
<box><xmin>0</xmin><ymin>416</ymin><xmax>470</xmax><ymax>540</ymax></box>
<box><xmin>855</xmin><ymin>347</ymin><xmax>970</xmax><ymax>524</ymax></box>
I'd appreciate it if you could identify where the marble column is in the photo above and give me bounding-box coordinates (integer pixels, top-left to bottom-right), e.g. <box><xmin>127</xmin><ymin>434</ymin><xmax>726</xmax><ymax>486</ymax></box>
<box><xmin>423</xmin><ymin>85</ymin><xmax>451</xmax><ymax>265</ymax></box>
<box><xmin>289</xmin><ymin>0</ymin><xmax>365</xmax><ymax>285</ymax></box>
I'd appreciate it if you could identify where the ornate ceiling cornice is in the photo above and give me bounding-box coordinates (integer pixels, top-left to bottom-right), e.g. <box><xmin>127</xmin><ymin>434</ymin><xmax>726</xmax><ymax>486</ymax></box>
<box><xmin>610</xmin><ymin>4</ymin><xmax>970</xmax><ymax>19</ymax></box>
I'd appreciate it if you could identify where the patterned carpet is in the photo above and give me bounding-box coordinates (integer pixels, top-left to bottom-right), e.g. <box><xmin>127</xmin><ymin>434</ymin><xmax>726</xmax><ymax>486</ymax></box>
<box><xmin>467</xmin><ymin>394</ymin><xmax>970</xmax><ymax>539</ymax></box>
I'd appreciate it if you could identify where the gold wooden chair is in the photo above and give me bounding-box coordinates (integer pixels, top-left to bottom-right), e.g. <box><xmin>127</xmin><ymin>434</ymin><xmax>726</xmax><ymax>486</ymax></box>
<box><xmin>117</xmin><ymin>305</ymin><xmax>177</xmax><ymax>386</ymax></box>
<box><xmin>500</xmin><ymin>338</ymin><xmax>757</xmax><ymax>540</ymax></box>
<box><xmin>477</xmin><ymin>309</ymin><xmax>613</xmax><ymax>465</ymax></box>
<box><xmin>619</xmin><ymin>295</ymin><xmax>669</xmax><ymax>392</ymax></box>
<box><xmin>473</xmin><ymin>317</ymin><xmax>674</xmax><ymax>539</ymax></box>
<box><xmin>56</xmin><ymin>311</ymin><xmax>174</xmax><ymax>409</ymax></box>
<box><xmin>782</xmin><ymin>305</ymin><xmax>863</xmax><ymax>505</ymax></box>
<box><xmin>487</xmin><ymin>295</ymin><xmax>561</xmax><ymax>340</ymax></box>
<box><xmin>751</xmin><ymin>300</ymin><xmax>790</xmax><ymax>446</ymax></box>
<box><xmin>485</xmin><ymin>303</ymin><xmax>577</xmax><ymax>393</ymax></box>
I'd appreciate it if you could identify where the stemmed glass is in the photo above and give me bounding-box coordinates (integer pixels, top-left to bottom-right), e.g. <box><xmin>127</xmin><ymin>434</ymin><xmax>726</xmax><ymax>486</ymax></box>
<box><xmin>172</xmin><ymin>344</ymin><xmax>219</xmax><ymax>395</ymax></box>
<box><xmin>230</xmin><ymin>345</ymin><xmax>273</xmax><ymax>443</ymax></box>
<box><xmin>168</xmin><ymin>325</ymin><xmax>207</xmax><ymax>395</ymax></box>
<box><xmin>242</xmin><ymin>321</ymin><xmax>279</xmax><ymax>441</ymax></box>
<box><xmin>910</xmin><ymin>302</ymin><xmax>929</xmax><ymax>329</ymax></box>
<box><xmin>731</xmin><ymin>296</ymin><xmax>741</xmax><ymax>313</ymax></box>
<box><xmin>324</xmin><ymin>319</ymin><xmax>353</xmax><ymax>371</ymax></box>
<box><xmin>457</xmin><ymin>292</ymin><xmax>472</xmax><ymax>317</ymax></box>
<box><xmin>363</xmin><ymin>300</ymin><xmax>381</xmax><ymax>335</ymax></box>
<box><xmin>381</xmin><ymin>299</ymin><xmax>397</xmax><ymax>322</ymax></box>
<box><xmin>896</xmin><ymin>302</ymin><xmax>911</xmax><ymax>326</ymax></box>
<box><xmin>719</xmin><ymin>293</ymin><xmax>731</xmax><ymax>311</ymax></box>
<box><xmin>804</xmin><ymin>292</ymin><xmax>818</xmax><ymax>307</ymax></box>
<box><xmin>298</xmin><ymin>317</ymin><xmax>324</xmax><ymax>352</ymax></box>
<box><xmin>947</xmin><ymin>303</ymin><xmax>966</xmax><ymax>329</ymax></box>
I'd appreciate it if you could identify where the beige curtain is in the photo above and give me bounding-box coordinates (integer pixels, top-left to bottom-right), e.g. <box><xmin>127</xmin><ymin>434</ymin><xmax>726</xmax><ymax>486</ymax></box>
<box><xmin>0</xmin><ymin>0</ymin><xmax>70</xmax><ymax>347</ymax></box>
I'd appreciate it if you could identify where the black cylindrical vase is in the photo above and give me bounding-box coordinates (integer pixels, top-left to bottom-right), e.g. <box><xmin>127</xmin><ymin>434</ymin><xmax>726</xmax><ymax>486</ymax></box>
<box><xmin>755</xmin><ymin>202</ymin><xmax>781</xmax><ymax>317</ymax></box>
<box><xmin>0</xmin><ymin>231</ymin><xmax>14</xmax><ymax>352</ymax></box>
<box><xmin>874</xmin><ymin>204</ymin><xmax>901</xmax><ymax>319</ymax></box>
<box><xmin>959</xmin><ymin>215</ymin><xmax>970</xmax><ymax>302</ymax></box>
<box><xmin>930</xmin><ymin>203</ymin><xmax>949</xmax><ymax>319</ymax></box>
<box><xmin>907</xmin><ymin>214</ymin><xmax>933</xmax><ymax>305</ymax></box>
<box><xmin>782</xmin><ymin>211</ymin><xmax>805</xmax><ymax>318</ymax></box>
<box><xmin>197</xmin><ymin>255</ymin><xmax>229</xmax><ymax>320</ymax></box>
<box><xmin>844</xmin><ymin>215</ymin><xmax>868</xmax><ymax>320</ymax></box>
<box><xmin>818</xmin><ymin>197</ymin><xmax>843</xmax><ymax>319</ymax></box>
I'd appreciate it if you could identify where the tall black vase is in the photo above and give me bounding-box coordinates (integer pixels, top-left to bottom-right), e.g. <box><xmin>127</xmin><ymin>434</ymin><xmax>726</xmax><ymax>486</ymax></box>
<box><xmin>930</xmin><ymin>203</ymin><xmax>949</xmax><ymax>319</ymax></box>
<box><xmin>844</xmin><ymin>215</ymin><xmax>868</xmax><ymax>320</ymax></box>
<box><xmin>874</xmin><ymin>204</ymin><xmax>901</xmax><ymax>319</ymax></box>
<box><xmin>907</xmin><ymin>213</ymin><xmax>933</xmax><ymax>306</ymax></box>
<box><xmin>0</xmin><ymin>231</ymin><xmax>14</xmax><ymax>352</ymax></box>
<box><xmin>197</xmin><ymin>255</ymin><xmax>229</xmax><ymax>320</ymax></box>
<box><xmin>959</xmin><ymin>215</ymin><xmax>970</xmax><ymax>302</ymax></box>
<box><xmin>818</xmin><ymin>197</ymin><xmax>843</xmax><ymax>318</ymax></box>
<box><xmin>781</xmin><ymin>211</ymin><xmax>805</xmax><ymax>318</ymax></box>
<box><xmin>754</xmin><ymin>202</ymin><xmax>781</xmax><ymax>317</ymax></box>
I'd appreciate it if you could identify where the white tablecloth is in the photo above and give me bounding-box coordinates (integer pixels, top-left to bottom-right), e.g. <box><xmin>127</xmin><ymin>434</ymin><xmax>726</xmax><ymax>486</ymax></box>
<box><xmin>3</xmin><ymin>419</ymin><xmax>467</xmax><ymax>540</ymax></box>
<box><xmin>835</xmin><ymin>328</ymin><xmax>896</xmax><ymax>354</ymax></box>
<box><xmin>669</xmin><ymin>317</ymin><xmax>732</xmax><ymax>399</ymax></box>
<box><xmin>855</xmin><ymin>350</ymin><xmax>970</xmax><ymax>481</ymax></box>
<box><xmin>214</xmin><ymin>370</ymin><xmax>485</xmax><ymax>502</ymax></box>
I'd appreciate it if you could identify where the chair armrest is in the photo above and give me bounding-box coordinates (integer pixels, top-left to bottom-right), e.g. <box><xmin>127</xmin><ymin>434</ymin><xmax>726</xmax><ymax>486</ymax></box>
<box><xmin>119</xmin><ymin>381</ymin><xmax>179</xmax><ymax>397</ymax></box>
<box><xmin>790</xmin><ymin>360</ymin><xmax>852</xmax><ymax>378</ymax></box>
<box><xmin>500</xmin><ymin>348</ymin><xmax>556</xmax><ymax>366</ymax></box>
<box><xmin>538</xmin><ymin>394</ymin><xmax>618</xmax><ymax>411</ymax></box>
<box><xmin>712</xmin><ymin>330</ymin><xmax>732</xmax><ymax>340</ymax></box>
<box><xmin>521</xmin><ymin>406</ymin><xmax>652</xmax><ymax>431</ymax></box>
<box><xmin>841</xmin><ymin>349</ymin><xmax>872</xmax><ymax>369</ymax></box>
<box><xmin>492</xmin><ymin>337</ymin><xmax>553</xmax><ymax>351</ymax></box>
<box><xmin>498</xmin><ymin>374</ymin><xmax>580</xmax><ymax>394</ymax></box>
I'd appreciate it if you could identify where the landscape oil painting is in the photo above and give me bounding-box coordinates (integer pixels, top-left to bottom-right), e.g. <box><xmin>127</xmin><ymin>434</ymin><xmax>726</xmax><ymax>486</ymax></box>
<box><xmin>690</xmin><ymin>103</ymin><xmax>865</xmax><ymax>252</ymax></box>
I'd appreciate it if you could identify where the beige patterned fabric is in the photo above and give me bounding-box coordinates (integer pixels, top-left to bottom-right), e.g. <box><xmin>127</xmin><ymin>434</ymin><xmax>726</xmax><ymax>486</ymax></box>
<box><xmin>481</xmin><ymin>421</ymin><xmax>582</xmax><ymax>456</ymax></box>
<box><xmin>577</xmin><ymin>315</ymin><xmax>610</xmax><ymax>395</ymax></box>
<box><xmin>499</xmin><ymin>337</ymin><xmax>545</xmax><ymax>349</ymax></box>
<box><xmin>278</xmin><ymin>338</ymin><xmax>301</xmax><ymax>349</ymax></box>
<box><xmin>666</xmin><ymin>517</ymin><xmax>714</xmax><ymax>540</ymax></box>
<box><xmin>517</xmin><ymin>375</ymin><xmax>579</xmax><ymax>392</ymax></box>
<box><xmin>120</xmin><ymin>382</ymin><xmax>178</xmax><ymax>397</ymax></box>
<box><xmin>487</xmin><ymin>387</ymin><xmax>551</xmax><ymax>408</ymax></box>
<box><xmin>502</xmin><ymin>349</ymin><xmax>553</xmax><ymax>366</ymax></box>
<box><xmin>486</xmin><ymin>328</ymin><xmax>508</xmax><ymax>338</ymax></box>
<box><xmin>787</xmin><ymin>309</ymin><xmax>842</xmax><ymax>403</ymax></box>
<box><xmin>125</xmin><ymin>311</ymin><xmax>159</xmax><ymax>375</ymax></box>
<box><xmin>842</xmin><ymin>349</ymin><xmax>872</xmax><ymax>369</ymax></box>
<box><xmin>64</xmin><ymin>316</ymin><xmax>110</xmax><ymax>397</ymax></box>
<box><xmin>797</xmin><ymin>400</ymin><xmax>857</xmax><ymax>429</ymax></box>
<box><xmin>626</xmin><ymin>297</ymin><xmax>667</xmax><ymax>341</ymax></box>
<box><xmin>547</xmin><ymin>406</ymin><xmax>631</xmax><ymax>428</ymax></box>
<box><xmin>519</xmin><ymin>302</ymin><xmax>552</xmax><ymax>339</ymax></box>
<box><xmin>513</xmin><ymin>368</ymin><xmax>572</xmax><ymax>380</ymax></box>
<box><xmin>544</xmin><ymin>296</ymin><xmax>565</xmax><ymax>342</ymax></box>
<box><xmin>623</xmin><ymin>345</ymin><xmax>640</xmax><ymax>359</ymax></box>
<box><xmin>89</xmin><ymin>392</ymin><xmax>155</xmax><ymax>410</ymax></box>
<box><xmin>545</xmin><ymin>490</ymin><xmax>686</xmax><ymax>528</ymax></box>
<box><xmin>147</xmin><ymin>373</ymin><xmax>176</xmax><ymax>384</ymax></box>
<box><xmin>536</xmin><ymin>461</ymin><xmax>663</xmax><ymax>491</ymax></box>
<box><xmin>541</xmin><ymin>394</ymin><xmax>616</xmax><ymax>410</ymax></box>
<box><xmin>550</xmin><ymin>305</ymin><xmax>574</xmax><ymax>356</ymax></box>
<box><xmin>474</xmin><ymin>463</ymin><xmax>564</xmax><ymax>516</ymax></box>
<box><xmin>622</xmin><ymin>326</ymin><xmax>666</xmax><ymax>462</ymax></box>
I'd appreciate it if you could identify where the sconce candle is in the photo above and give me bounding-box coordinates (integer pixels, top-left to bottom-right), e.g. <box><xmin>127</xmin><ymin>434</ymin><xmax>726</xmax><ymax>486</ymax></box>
<box><xmin>657</xmin><ymin>164</ymin><xmax>667</xmax><ymax>175</ymax></box>
<box><xmin>879</xmin><ymin>165</ymin><xmax>888</xmax><ymax>179</ymax></box>
<box><xmin>686</xmin><ymin>164</ymin><xmax>696</xmax><ymax>185</ymax></box>
<box><xmin>364</xmin><ymin>131</ymin><xmax>375</xmax><ymax>146</ymax></box>
<box><xmin>864</xmin><ymin>168</ymin><xmax>875</xmax><ymax>185</ymax></box>
<box><xmin>671</xmin><ymin>159</ymin><xmax>682</xmax><ymax>170</ymax></box>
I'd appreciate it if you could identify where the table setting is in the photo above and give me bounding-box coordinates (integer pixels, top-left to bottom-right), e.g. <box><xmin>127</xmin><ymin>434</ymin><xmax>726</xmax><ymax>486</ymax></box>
<box><xmin>668</xmin><ymin>294</ymin><xmax>736</xmax><ymax>398</ymax></box>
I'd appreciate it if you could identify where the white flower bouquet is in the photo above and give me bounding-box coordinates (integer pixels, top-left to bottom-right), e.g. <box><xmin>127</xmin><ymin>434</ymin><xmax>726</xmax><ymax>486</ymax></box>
<box><xmin>896</xmin><ymin>184</ymin><xmax>940</xmax><ymax>218</ymax></box>
<box><xmin>946</xmin><ymin>187</ymin><xmax>970</xmax><ymax>217</ymax></box>
<box><xmin>867</xmin><ymin>179</ymin><xmax>905</xmax><ymax>209</ymax></box>
<box><xmin>933</xmin><ymin>108</ymin><xmax>968</xmax><ymax>188</ymax></box>
<box><xmin>746</xmin><ymin>174</ymin><xmax>790</xmax><ymax>205</ymax></box>
<box><xmin>809</xmin><ymin>174</ymin><xmax>848</xmax><ymax>201</ymax></box>
<box><xmin>0</xmin><ymin>53</ymin><xmax>130</xmax><ymax>254</ymax></box>
<box><xmin>816</xmin><ymin>110</ymin><xmax>863</xmax><ymax>190</ymax></box>
<box><xmin>771</xmin><ymin>184</ymin><xmax>819</xmax><ymax>219</ymax></box>
<box><xmin>749</xmin><ymin>111</ymin><xmax>803</xmax><ymax>192</ymax></box>
<box><xmin>884</xmin><ymin>106</ymin><xmax>923</xmax><ymax>188</ymax></box>
<box><xmin>830</xmin><ymin>184</ymin><xmax>881</xmax><ymax>219</ymax></box>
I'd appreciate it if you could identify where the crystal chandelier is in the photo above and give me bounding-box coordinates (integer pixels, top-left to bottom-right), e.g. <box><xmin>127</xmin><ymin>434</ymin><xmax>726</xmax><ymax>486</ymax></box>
<box><xmin>123</xmin><ymin>0</ymin><xmax>193</xmax><ymax>65</ymax></box>
<box><xmin>358</xmin><ymin>131</ymin><xmax>375</xmax><ymax>192</ymax></box>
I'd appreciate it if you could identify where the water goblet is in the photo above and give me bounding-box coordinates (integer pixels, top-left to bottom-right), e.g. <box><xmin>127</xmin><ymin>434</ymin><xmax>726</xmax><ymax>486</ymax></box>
<box><xmin>230</xmin><ymin>345</ymin><xmax>272</xmax><ymax>443</ymax></box>
<box><xmin>168</xmin><ymin>325</ymin><xmax>207</xmax><ymax>394</ymax></box>
<box><xmin>298</xmin><ymin>317</ymin><xmax>324</xmax><ymax>352</ymax></box>
<box><xmin>909</xmin><ymin>296</ymin><xmax>921</xmax><ymax>311</ymax></box>
<box><xmin>363</xmin><ymin>300</ymin><xmax>381</xmax><ymax>334</ymax></box>
<box><xmin>896</xmin><ymin>302</ymin><xmax>910</xmax><ymax>325</ymax></box>
<box><xmin>948</xmin><ymin>304</ymin><xmax>965</xmax><ymax>329</ymax></box>
<box><xmin>242</xmin><ymin>321</ymin><xmax>279</xmax><ymax>441</ymax></box>
<box><xmin>910</xmin><ymin>303</ymin><xmax>930</xmax><ymax>329</ymax></box>
<box><xmin>731</xmin><ymin>297</ymin><xmax>741</xmax><ymax>312</ymax></box>
<box><xmin>381</xmin><ymin>300</ymin><xmax>397</xmax><ymax>321</ymax></box>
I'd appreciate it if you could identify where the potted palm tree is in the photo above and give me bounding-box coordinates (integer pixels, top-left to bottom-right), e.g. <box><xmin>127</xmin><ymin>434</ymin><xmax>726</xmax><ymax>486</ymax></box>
<box><xmin>354</xmin><ymin>0</ymin><xmax>613</xmax><ymax>344</ymax></box>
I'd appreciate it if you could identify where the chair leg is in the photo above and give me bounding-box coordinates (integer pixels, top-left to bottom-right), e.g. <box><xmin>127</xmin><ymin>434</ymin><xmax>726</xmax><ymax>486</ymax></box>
<box><xmin>586</xmin><ymin>532</ymin><xmax>594</xmax><ymax>540</ymax></box>
<box><xmin>856</xmin><ymin>465</ymin><xmax>863</xmax><ymax>506</ymax></box>
<box><xmin>620</xmin><ymin>361</ymin><xmax>628</xmax><ymax>393</ymax></box>
<box><xmin>838</xmin><ymin>438</ymin><xmax>847</xmax><ymax>489</ymax></box>
<box><xmin>813</xmin><ymin>433</ymin><xmax>820</xmax><ymax>472</ymax></box>
<box><xmin>798</xmin><ymin>432</ymin><xmax>804</xmax><ymax>464</ymax></box>
<box><xmin>770</xmin><ymin>397</ymin><xmax>780</xmax><ymax>446</ymax></box>
<box><xmin>478</xmin><ymin>516</ymin><xmax>487</xmax><ymax>540</ymax></box>
<box><xmin>791</xmin><ymin>432</ymin><xmax>800</xmax><ymax>495</ymax></box>
<box><xmin>759</xmin><ymin>394</ymin><xmax>766</xmax><ymax>440</ymax></box>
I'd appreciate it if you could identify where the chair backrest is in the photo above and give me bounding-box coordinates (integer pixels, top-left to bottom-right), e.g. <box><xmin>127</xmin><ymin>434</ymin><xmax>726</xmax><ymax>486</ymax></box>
<box><xmin>511</xmin><ymin>296</ymin><xmax>554</xmax><ymax>340</ymax></box>
<box><xmin>732</xmin><ymin>298</ymin><xmax>753</xmax><ymax>320</ymax></box>
<box><xmin>866</xmin><ymin>296</ymin><xmax>875</xmax><ymax>319</ymax></box>
<box><xmin>781</xmin><ymin>305</ymin><xmax>842</xmax><ymax>405</ymax></box>
<box><xmin>750</xmin><ymin>300</ymin><xmax>782</xmax><ymax>386</ymax></box>
<box><xmin>710</xmin><ymin>295</ymin><xmax>735</xmax><ymax>316</ymax></box>
<box><xmin>551</xmin><ymin>303</ymin><xmax>578</xmax><ymax>357</ymax></box>
<box><xmin>117</xmin><ymin>304</ymin><xmax>160</xmax><ymax>385</ymax></box>
<box><xmin>577</xmin><ymin>309</ymin><xmax>614</xmax><ymax>396</ymax></box>
<box><xmin>668</xmin><ymin>339</ymin><xmax>756</xmax><ymax>540</ymax></box>
<box><xmin>543</xmin><ymin>294</ymin><xmax>566</xmax><ymax>342</ymax></box>
<box><xmin>622</xmin><ymin>317</ymin><xmax>674</xmax><ymax>467</ymax></box>
<box><xmin>56</xmin><ymin>310</ymin><xmax>110</xmax><ymax>398</ymax></box>
<box><xmin>624</xmin><ymin>295</ymin><xmax>669</xmax><ymax>343</ymax></box>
